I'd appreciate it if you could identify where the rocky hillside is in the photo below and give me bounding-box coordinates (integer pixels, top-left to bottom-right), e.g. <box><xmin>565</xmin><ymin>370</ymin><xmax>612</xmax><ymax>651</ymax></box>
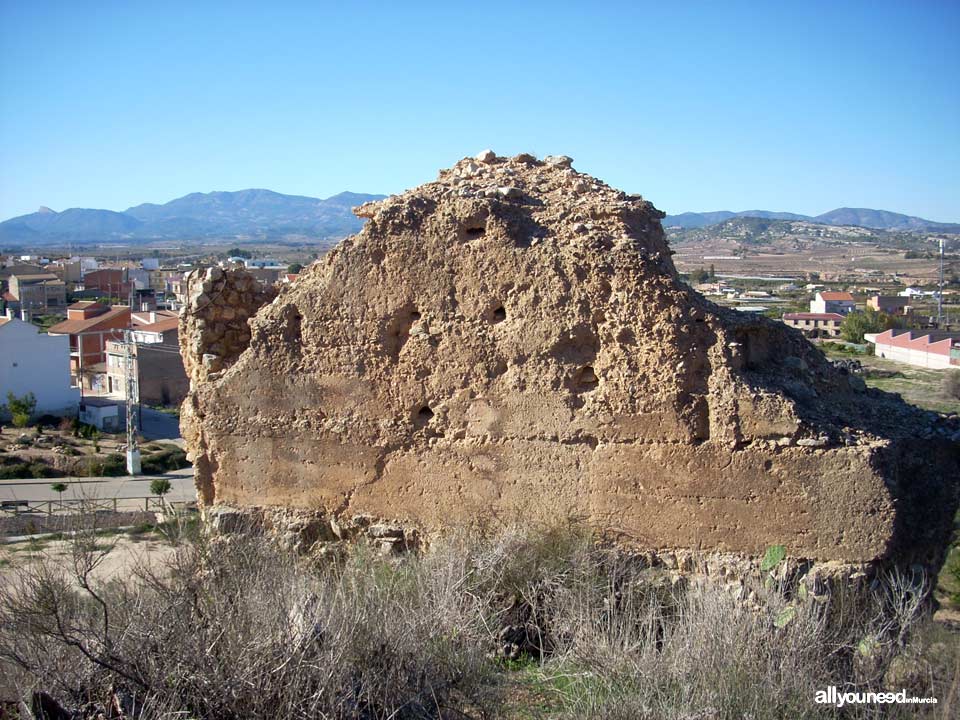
<box><xmin>668</xmin><ymin>215</ymin><xmax>959</xmax><ymax>253</ymax></box>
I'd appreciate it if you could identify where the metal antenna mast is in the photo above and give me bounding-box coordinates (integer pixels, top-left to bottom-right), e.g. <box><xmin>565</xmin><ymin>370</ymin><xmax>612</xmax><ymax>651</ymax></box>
<box><xmin>937</xmin><ymin>237</ymin><xmax>944</xmax><ymax>328</ymax></box>
<box><xmin>124</xmin><ymin>328</ymin><xmax>141</xmax><ymax>475</ymax></box>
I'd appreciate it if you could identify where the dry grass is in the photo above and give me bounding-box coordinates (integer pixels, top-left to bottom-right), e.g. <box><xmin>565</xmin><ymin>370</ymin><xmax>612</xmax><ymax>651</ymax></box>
<box><xmin>827</xmin><ymin>352</ymin><xmax>960</xmax><ymax>415</ymax></box>
<box><xmin>0</xmin><ymin>522</ymin><xmax>955</xmax><ymax>719</ymax></box>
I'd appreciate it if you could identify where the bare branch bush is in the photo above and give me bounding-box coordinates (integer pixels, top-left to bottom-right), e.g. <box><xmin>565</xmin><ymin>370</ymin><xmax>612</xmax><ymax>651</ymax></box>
<box><xmin>1</xmin><ymin>528</ymin><xmax>500</xmax><ymax>719</ymax></box>
<box><xmin>0</xmin><ymin>520</ymin><xmax>943</xmax><ymax>719</ymax></box>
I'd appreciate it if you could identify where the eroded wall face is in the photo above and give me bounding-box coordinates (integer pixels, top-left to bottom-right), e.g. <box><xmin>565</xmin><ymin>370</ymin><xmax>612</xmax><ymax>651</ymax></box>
<box><xmin>180</xmin><ymin>153</ymin><xmax>958</xmax><ymax>566</ymax></box>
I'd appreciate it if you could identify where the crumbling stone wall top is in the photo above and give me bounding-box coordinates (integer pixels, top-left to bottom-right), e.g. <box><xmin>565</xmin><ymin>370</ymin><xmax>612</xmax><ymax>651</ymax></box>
<box><xmin>180</xmin><ymin>267</ymin><xmax>276</xmax><ymax>386</ymax></box>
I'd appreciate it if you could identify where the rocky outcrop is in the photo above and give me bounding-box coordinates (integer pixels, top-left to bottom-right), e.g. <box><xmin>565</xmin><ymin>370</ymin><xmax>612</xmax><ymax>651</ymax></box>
<box><xmin>180</xmin><ymin>152</ymin><xmax>958</xmax><ymax>572</ymax></box>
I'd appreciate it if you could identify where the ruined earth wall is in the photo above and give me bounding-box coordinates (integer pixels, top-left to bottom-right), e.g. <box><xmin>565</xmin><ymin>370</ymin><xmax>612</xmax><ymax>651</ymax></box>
<box><xmin>180</xmin><ymin>152</ymin><xmax>958</xmax><ymax>568</ymax></box>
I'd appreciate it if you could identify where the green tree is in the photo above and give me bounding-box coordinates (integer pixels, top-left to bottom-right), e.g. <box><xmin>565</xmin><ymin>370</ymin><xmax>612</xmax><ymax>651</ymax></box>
<box><xmin>287</xmin><ymin>263</ymin><xmax>304</xmax><ymax>274</ymax></box>
<box><xmin>226</xmin><ymin>248</ymin><xmax>252</xmax><ymax>259</ymax></box>
<box><xmin>840</xmin><ymin>308</ymin><xmax>901</xmax><ymax>344</ymax></box>
<box><xmin>3</xmin><ymin>392</ymin><xmax>36</xmax><ymax>428</ymax></box>
<box><xmin>50</xmin><ymin>482</ymin><xmax>68</xmax><ymax>506</ymax></box>
<box><xmin>709</xmin><ymin>263</ymin><xmax>716</xmax><ymax>279</ymax></box>
<box><xmin>150</xmin><ymin>478</ymin><xmax>172</xmax><ymax>505</ymax></box>
<box><xmin>691</xmin><ymin>267</ymin><xmax>710</xmax><ymax>284</ymax></box>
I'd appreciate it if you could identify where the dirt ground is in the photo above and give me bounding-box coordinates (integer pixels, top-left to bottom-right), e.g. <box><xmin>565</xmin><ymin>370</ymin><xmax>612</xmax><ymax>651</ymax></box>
<box><xmin>860</xmin><ymin>357</ymin><xmax>960</xmax><ymax>415</ymax></box>
<box><xmin>672</xmin><ymin>237</ymin><xmax>950</xmax><ymax>285</ymax></box>
<box><xmin>819</xmin><ymin>347</ymin><xmax>960</xmax><ymax>415</ymax></box>
<box><xmin>0</xmin><ymin>527</ymin><xmax>181</xmax><ymax>584</ymax></box>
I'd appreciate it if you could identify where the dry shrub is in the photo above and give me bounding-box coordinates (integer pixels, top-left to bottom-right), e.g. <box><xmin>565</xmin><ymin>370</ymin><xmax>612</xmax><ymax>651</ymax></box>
<box><xmin>542</xmin><ymin>564</ymin><xmax>936</xmax><ymax>719</ymax></box>
<box><xmin>0</xmin><ymin>522</ymin><xmax>948</xmax><ymax>719</ymax></box>
<box><xmin>943</xmin><ymin>369</ymin><xmax>960</xmax><ymax>401</ymax></box>
<box><xmin>0</xmin><ymin>532</ymin><xmax>497</xmax><ymax>719</ymax></box>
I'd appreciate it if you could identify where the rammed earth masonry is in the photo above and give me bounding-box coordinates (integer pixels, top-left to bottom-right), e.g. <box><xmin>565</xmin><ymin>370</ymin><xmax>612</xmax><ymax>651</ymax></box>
<box><xmin>180</xmin><ymin>151</ymin><xmax>959</xmax><ymax>576</ymax></box>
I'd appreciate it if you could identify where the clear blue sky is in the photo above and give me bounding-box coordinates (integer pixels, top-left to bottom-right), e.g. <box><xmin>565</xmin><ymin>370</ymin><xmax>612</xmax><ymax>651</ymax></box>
<box><xmin>1</xmin><ymin>0</ymin><xmax>958</xmax><ymax>221</ymax></box>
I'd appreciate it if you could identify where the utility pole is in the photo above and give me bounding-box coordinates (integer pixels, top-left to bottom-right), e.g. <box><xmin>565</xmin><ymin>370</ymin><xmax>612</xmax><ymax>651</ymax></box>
<box><xmin>937</xmin><ymin>237</ymin><xmax>944</xmax><ymax>328</ymax></box>
<box><xmin>124</xmin><ymin>328</ymin><xmax>141</xmax><ymax>475</ymax></box>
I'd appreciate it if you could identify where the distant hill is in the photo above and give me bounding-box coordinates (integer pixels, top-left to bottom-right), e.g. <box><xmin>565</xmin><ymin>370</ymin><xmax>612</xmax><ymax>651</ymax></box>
<box><xmin>666</xmin><ymin>215</ymin><xmax>960</xmax><ymax>255</ymax></box>
<box><xmin>664</xmin><ymin>208</ymin><xmax>960</xmax><ymax>233</ymax></box>
<box><xmin>0</xmin><ymin>189</ymin><xmax>387</xmax><ymax>245</ymax></box>
<box><xmin>810</xmin><ymin>207</ymin><xmax>960</xmax><ymax>232</ymax></box>
<box><xmin>1</xmin><ymin>207</ymin><xmax>142</xmax><ymax>236</ymax></box>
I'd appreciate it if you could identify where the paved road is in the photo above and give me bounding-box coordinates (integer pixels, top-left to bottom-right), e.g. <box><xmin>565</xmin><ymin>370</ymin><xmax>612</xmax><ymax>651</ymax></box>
<box><xmin>139</xmin><ymin>406</ymin><xmax>184</xmax><ymax>445</ymax></box>
<box><xmin>80</xmin><ymin>396</ymin><xmax>184</xmax><ymax>445</ymax></box>
<box><xmin>0</xmin><ymin>467</ymin><xmax>196</xmax><ymax>506</ymax></box>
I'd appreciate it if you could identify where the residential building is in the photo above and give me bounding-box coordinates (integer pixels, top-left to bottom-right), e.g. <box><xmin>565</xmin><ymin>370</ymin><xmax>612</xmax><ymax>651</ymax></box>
<box><xmin>47</xmin><ymin>302</ymin><xmax>131</xmax><ymax>389</ymax></box>
<box><xmin>866</xmin><ymin>295</ymin><xmax>910</xmax><ymax>315</ymax></box>
<box><xmin>0</xmin><ymin>311</ymin><xmax>79</xmax><ymax>416</ymax></box>
<box><xmin>247</xmin><ymin>267</ymin><xmax>283</xmax><ymax>285</ymax></box>
<box><xmin>243</xmin><ymin>258</ymin><xmax>283</xmax><ymax>269</ymax></box>
<box><xmin>8</xmin><ymin>273</ymin><xmax>67</xmax><ymax>315</ymax></box>
<box><xmin>898</xmin><ymin>287</ymin><xmax>926</xmax><ymax>298</ymax></box>
<box><xmin>78</xmin><ymin>398</ymin><xmax>121</xmax><ymax>431</ymax></box>
<box><xmin>47</xmin><ymin>259</ymin><xmax>84</xmax><ymax>284</ymax></box>
<box><xmin>865</xmin><ymin>329</ymin><xmax>960</xmax><ymax>369</ymax></box>
<box><xmin>132</xmin><ymin>289</ymin><xmax>158</xmax><ymax>312</ymax></box>
<box><xmin>80</xmin><ymin>268</ymin><xmax>132</xmax><ymax>299</ymax></box>
<box><xmin>2</xmin><ymin>291</ymin><xmax>20</xmax><ymax>316</ymax></box>
<box><xmin>0</xmin><ymin>263</ymin><xmax>42</xmax><ymax>284</ymax></box>
<box><xmin>105</xmin><ymin>313</ymin><xmax>187</xmax><ymax>405</ymax></box>
<box><xmin>130</xmin><ymin>310</ymin><xmax>179</xmax><ymax>337</ymax></box>
<box><xmin>782</xmin><ymin>312</ymin><xmax>844</xmax><ymax>337</ymax></box>
<box><xmin>147</xmin><ymin>268</ymin><xmax>173</xmax><ymax>294</ymax></box>
<box><xmin>810</xmin><ymin>291</ymin><xmax>855</xmax><ymax>315</ymax></box>
<box><xmin>166</xmin><ymin>273</ymin><xmax>187</xmax><ymax>306</ymax></box>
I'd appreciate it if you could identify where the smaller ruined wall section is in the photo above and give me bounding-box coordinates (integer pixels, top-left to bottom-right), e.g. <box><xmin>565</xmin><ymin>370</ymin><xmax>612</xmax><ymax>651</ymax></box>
<box><xmin>179</xmin><ymin>267</ymin><xmax>277</xmax><ymax>505</ymax></box>
<box><xmin>179</xmin><ymin>268</ymin><xmax>277</xmax><ymax>386</ymax></box>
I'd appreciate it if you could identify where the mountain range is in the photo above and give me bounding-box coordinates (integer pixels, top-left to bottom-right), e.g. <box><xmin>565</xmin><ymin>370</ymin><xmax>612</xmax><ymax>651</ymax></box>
<box><xmin>663</xmin><ymin>208</ymin><xmax>960</xmax><ymax>233</ymax></box>
<box><xmin>0</xmin><ymin>189</ymin><xmax>386</xmax><ymax>246</ymax></box>
<box><xmin>3</xmin><ymin>190</ymin><xmax>957</xmax><ymax>247</ymax></box>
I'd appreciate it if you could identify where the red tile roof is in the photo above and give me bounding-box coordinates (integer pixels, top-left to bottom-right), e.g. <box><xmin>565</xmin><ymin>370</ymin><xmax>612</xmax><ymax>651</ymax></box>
<box><xmin>819</xmin><ymin>292</ymin><xmax>854</xmax><ymax>301</ymax></box>
<box><xmin>48</xmin><ymin>306</ymin><xmax>130</xmax><ymax>335</ymax></box>
<box><xmin>135</xmin><ymin>317</ymin><xmax>179</xmax><ymax>334</ymax></box>
<box><xmin>131</xmin><ymin>310</ymin><xmax>177</xmax><ymax>326</ymax></box>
